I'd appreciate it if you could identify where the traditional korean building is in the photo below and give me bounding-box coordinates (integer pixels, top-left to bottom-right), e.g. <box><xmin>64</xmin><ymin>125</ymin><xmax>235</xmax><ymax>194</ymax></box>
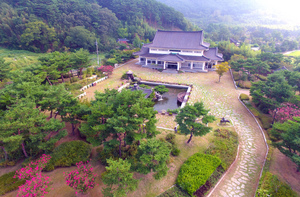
<box><xmin>133</xmin><ymin>30</ymin><xmax>223</xmax><ymax>72</ymax></box>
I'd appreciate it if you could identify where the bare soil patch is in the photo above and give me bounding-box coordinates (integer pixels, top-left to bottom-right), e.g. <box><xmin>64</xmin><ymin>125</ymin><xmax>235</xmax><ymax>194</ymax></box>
<box><xmin>269</xmin><ymin>149</ymin><xmax>300</xmax><ymax>196</ymax></box>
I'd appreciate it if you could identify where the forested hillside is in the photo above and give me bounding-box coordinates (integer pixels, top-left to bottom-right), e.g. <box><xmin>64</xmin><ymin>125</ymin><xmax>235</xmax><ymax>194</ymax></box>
<box><xmin>0</xmin><ymin>0</ymin><xmax>191</xmax><ymax>52</ymax></box>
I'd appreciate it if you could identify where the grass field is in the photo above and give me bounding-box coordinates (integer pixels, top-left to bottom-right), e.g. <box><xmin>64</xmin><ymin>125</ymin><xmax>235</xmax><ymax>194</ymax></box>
<box><xmin>285</xmin><ymin>50</ymin><xmax>300</xmax><ymax>57</ymax></box>
<box><xmin>0</xmin><ymin>47</ymin><xmax>106</xmax><ymax>71</ymax></box>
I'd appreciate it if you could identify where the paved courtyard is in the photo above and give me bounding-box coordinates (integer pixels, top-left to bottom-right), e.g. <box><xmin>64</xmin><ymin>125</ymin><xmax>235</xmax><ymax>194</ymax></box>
<box><xmin>83</xmin><ymin>60</ymin><xmax>267</xmax><ymax>197</ymax></box>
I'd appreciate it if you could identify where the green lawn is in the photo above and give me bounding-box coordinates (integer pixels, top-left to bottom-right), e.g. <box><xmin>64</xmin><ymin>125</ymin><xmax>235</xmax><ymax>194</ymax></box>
<box><xmin>285</xmin><ymin>50</ymin><xmax>300</xmax><ymax>57</ymax></box>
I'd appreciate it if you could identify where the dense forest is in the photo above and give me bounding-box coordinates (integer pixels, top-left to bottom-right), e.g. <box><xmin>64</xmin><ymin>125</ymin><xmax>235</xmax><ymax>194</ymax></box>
<box><xmin>0</xmin><ymin>0</ymin><xmax>192</xmax><ymax>53</ymax></box>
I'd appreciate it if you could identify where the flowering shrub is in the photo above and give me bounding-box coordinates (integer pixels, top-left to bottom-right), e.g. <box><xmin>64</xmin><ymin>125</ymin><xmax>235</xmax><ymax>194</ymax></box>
<box><xmin>98</xmin><ymin>65</ymin><xmax>114</xmax><ymax>76</ymax></box>
<box><xmin>15</xmin><ymin>154</ymin><xmax>51</xmax><ymax>179</ymax></box>
<box><xmin>64</xmin><ymin>161</ymin><xmax>96</xmax><ymax>194</ymax></box>
<box><xmin>271</xmin><ymin>103</ymin><xmax>300</xmax><ymax>123</ymax></box>
<box><xmin>17</xmin><ymin>173</ymin><xmax>50</xmax><ymax>197</ymax></box>
<box><xmin>14</xmin><ymin>154</ymin><xmax>52</xmax><ymax>197</ymax></box>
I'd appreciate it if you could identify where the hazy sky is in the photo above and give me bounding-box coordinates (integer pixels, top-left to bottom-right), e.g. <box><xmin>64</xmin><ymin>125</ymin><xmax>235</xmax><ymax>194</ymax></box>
<box><xmin>262</xmin><ymin>0</ymin><xmax>300</xmax><ymax>21</ymax></box>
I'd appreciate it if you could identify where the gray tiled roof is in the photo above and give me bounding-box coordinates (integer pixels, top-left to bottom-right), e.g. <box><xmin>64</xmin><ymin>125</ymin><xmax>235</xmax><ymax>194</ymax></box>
<box><xmin>134</xmin><ymin>46</ymin><xmax>223</xmax><ymax>62</ymax></box>
<box><xmin>204</xmin><ymin>47</ymin><xmax>224</xmax><ymax>61</ymax></box>
<box><xmin>159</xmin><ymin>54</ymin><xmax>184</xmax><ymax>62</ymax></box>
<box><xmin>178</xmin><ymin>54</ymin><xmax>210</xmax><ymax>61</ymax></box>
<box><xmin>147</xmin><ymin>30</ymin><xmax>209</xmax><ymax>50</ymax></box>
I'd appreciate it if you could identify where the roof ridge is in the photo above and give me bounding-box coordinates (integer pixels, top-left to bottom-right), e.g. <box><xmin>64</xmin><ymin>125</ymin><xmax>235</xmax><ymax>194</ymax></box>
<box><xmin>176</xmin><ymin>54</ymin><xmax>184</xmax><ymax>61</ymax></box>
<box><xmin>157</xmin><ymin>29</ymin><xmax>203</xmax><ymax>33</ymax></box>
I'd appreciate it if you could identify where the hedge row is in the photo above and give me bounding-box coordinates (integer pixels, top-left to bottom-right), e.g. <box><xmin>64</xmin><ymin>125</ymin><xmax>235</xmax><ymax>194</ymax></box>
<box><xmin>240</xmin><ymin>93</ymin><xmax>249</xmax><ymax>101</ymax></box>
<box><xmin>0</xmin><ymin>171</ymin><xmax>26</xmax><ymax>195</ymax></box>
<box><xmin>44</xmin><ymin>140</ymin><xmax>92</xmax><ymax>171</ymax></box>
<box><xmin>176</xmin><ymin>153</ymin><xmax>221</xmax><ymax>196</ymax></box>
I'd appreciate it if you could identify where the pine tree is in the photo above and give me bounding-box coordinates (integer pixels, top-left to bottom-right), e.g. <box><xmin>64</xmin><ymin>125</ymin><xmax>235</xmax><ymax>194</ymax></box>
<box><xmin>134</xmin><ymin>138</ymin><xmax>171</xmax><ymax>180</ymax></box>
<box><xmin>175</xmin><ymin>102</ymin><xmax>215</xmax><ymax>143</ymax></box>
<box><xmin>102</xmin><ymin>158</ymin><xmax>138</xmax><ymax>197</ymax></box>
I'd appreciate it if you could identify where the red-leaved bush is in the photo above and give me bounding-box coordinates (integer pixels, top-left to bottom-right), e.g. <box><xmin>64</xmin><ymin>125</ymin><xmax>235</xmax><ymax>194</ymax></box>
<box><xmin>64</xmin><ymin>161</ymin><xmax>97</xmax><ymax>194</ymax></box>
<box><xmin>271</xmin><ymin>103</ymin><xmax>300</xmax><ymax>123</ymax></box>
<box><xmin>15</xmin><ymin>154</ymin><xmax>52</xmax><ymax>197</ymax></box>
<box><xmin>98</xmin><ymin>65</ymin><xmax>114</xmax><ymax>75</ymax></box>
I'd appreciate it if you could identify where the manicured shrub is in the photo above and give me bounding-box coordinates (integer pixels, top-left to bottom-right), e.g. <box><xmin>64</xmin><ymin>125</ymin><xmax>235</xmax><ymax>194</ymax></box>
<box><xmin>165</xmin><ymin>133</ymin><xmax>176</xmax><ymax>145</ymax></box>
<box><xmin>255</xmin><ymin>74</ymin><xmax>267</xmax><ymax>81</ymax></box>
<box><xmin>244</xmin><ymin>81</ymin><xmax>252</xmax><ymax>89</ymax></box>
<box><xmin>0</xmin><ymin>160</ymin><xmax>16</xmax><ymax>167</ymax></box>
<box><xmin>171</xmin><ymin>148</ymin><xmax>180</xmax><ymax>156</ymax></box>
<box><xmin>0</xmin><ymin>171</ymin><xmax>26</xmax><ymax>195</ymax></box>
<box><xmin>240</xmin><ymin>93</ymin><xmax>249</xmax><ymax>101</ymax></box>
<box><xmin>176</xmin><ymin>153</ymin><xmax>221</xmax><ymax>196</ymax></box>
<box><xmin>258</xmin><ymin>114</ymin><xmax>272</xmax><ymax>129</ymax></box>
<box><xmin>139</xmin><ymin>84</ymin><xmax>151</xmax><ymax>89</ymax></box>
<box><xmin>158</xmin><ymin>185</ymin><xmax>189</xmax><ymax>197</ymax></box>
<box><xmin>232</xmin><ymin>71</ymin><xmax>239</xmax><ymax>81</ymax></box>
<box><xmin>238</xmin><ymin>80</ymin><xmax>252</xmax><ymax>89</ymax></box>
<box><xmin>246</xmin><ymin>105</ymin><xmax>260</xmax><ymax>117</ymax></box>
<box><xmin>44</xmin><ymin>141</ymin><xmax>92</xmax><ymax>171</ymax></box>
<box><xmin>65</xmin><ymin>83</ymin><xmax>82</xmax><ymax>91</ymax></box>
<box><xmin>70</xmin><ymin>77</ymin><xmax>80</xmax><ymax>83</ymax></box>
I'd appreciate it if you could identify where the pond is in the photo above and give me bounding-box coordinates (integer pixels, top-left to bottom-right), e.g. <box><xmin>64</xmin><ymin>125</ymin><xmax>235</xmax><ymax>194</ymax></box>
<box><xmin>150</xmin><ymin>86</ymin><xmax>187</xmax><ymax>111</ymax></box>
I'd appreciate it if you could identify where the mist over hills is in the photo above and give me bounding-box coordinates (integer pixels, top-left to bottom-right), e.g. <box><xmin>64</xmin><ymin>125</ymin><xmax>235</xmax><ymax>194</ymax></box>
<box><xmin>156</xmin><ymin>0</ymin><xmax>300</xmax><ymax>28</ymax></box>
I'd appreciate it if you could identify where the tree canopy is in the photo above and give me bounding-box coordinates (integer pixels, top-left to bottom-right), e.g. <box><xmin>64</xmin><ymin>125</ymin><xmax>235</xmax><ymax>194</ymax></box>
<box><xmin>175</xmin><ymin>102</ymin><xmax>215</xmax><ymax>143</ymax></box>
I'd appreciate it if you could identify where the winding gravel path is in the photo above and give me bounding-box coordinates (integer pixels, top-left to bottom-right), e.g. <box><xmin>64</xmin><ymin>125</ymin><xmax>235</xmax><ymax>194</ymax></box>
<box><xmin>195</xmin><ymin>85</ymin><xmax>267</xmax><ymax>197</ymax></box>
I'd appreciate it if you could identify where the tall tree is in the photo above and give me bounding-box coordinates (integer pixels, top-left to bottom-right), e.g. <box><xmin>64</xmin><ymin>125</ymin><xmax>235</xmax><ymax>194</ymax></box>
<box><xmin>175</xmin><ymin>102</ymin><xmax>215</xmax><ymax>143</ymax></box>
<box><xmin>0</xmin><ymin>98</ymin><xmax>65</xmax><ymax>158</ymax></box>
<box><xmin>70</xmin><ymin>48</ymin><xmax>91</xmax><ymax>79</ymax></box>
<box><xmin>134</xmin><ymin>139</ymin><xmax>171</xmax><ymax>180</ymax></box>
<box><xmin>80</xmin><ymin>89</ymin><xmax>158</xmax><ymax>153</ymax></box>
<box><xmin>215</xmin><ymin>62</ymin><xmax>230</xmax><ymax>82</ymax></box>
<box><xmin>102</xmin><ymin>158</ymin><xmax>138</xmax><ymax>197</ymax></box>
<box><xmin>250</xmin><ymin>72</ymin><xmax>294</xmax><ymax>113</ymax></box>
<box><xmin>38</xmin><ymin>84</ymin><xmax>71</xmax><ymax>118</ymax></box>
<box><xmin>271</xmin><ymin>117</ymin><xmax>300</xmax><ymax>171</ymax></box>
<box><xmin>57</xmin><ymin>96</ymin><xmax>80</xmax><ymax>135</ymax></box>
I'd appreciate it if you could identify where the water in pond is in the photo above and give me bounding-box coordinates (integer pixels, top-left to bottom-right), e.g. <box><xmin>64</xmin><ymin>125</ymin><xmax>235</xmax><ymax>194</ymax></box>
<box><xmin>152</xmin><ymin>87</ymin><xmax>187</xmax><ymax>111</ymax></box>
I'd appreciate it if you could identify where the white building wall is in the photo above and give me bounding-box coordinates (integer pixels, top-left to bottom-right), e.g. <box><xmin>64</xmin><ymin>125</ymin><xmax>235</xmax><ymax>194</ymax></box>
<box><xmin>149</xmin><ymin>48</ymin><xmax>204</xmax><ymax>56</ymax></box>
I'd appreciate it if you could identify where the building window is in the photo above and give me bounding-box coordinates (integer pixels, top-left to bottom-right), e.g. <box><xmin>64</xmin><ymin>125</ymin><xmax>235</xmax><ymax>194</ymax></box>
<box><xmin>140</xmin><ymin>58</ymin><xmax>145</xmax><ymax>61</ymax></box>
<box><xmin>182</xmin><ymin>50</ymin><xmax>193</xmax><ymax>53</ymax></box>
<box><xmin>151</xmin><ymin>49</ymin><xmax>158</xmax><ymax>51</ymax></box>
<box><xmin>170</xmin><ymin>49</ymin><xmax>181</xmax><ymax>52</ymax></box>
<box><xmin>194</xmin><ymin>51</ymin><xmax>202</xmax><ymax>53</ymax></box>
<box><xmin>147</xmin><ymin>60</ymin><xmax>151</xmax><ymax>64</ymax></box>
<box><xmin>158</xmin><ymin>49</ymin><xmax>168</xmax><ymax>51</ymax></box>
<box><xmin>157</xmin><ymin>61</ymin><xmax>163</xmax><ymax>65</ymax></box>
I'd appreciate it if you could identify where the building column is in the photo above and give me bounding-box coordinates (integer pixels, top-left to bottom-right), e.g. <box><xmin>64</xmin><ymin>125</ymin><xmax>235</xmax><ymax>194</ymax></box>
<box><xmin>145</xmin><ymin>58</ymin><xmax>148</xmax><ymax>65</ymax></box>
<box><xmin>155</xmin><ymin>59</ymin><xmax>158</xmax><ymax>65</ymax></box>
<box><xmin>191</xmin><ymin>62</ymin><xmax>193</xmax><ymax>69</ymax></box>
<box><xmin>163</xmin><ymin>61</ymin><xmax>166</xmax><ymax>69</ymax></box>
<box><xmin>177</xmin><ymin>62</ymin><xmax>180</xmax><ymax>71</ymax></box>
<box><xmin>202</xmin><ymin>62</ymin><xmax>205</xmax><ymax>70</ymax></box>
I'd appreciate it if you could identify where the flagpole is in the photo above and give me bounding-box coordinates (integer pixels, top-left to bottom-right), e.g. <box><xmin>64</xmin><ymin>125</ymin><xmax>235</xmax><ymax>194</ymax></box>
<box><xmin>96</xmin><ymin>39</ymin><xmax>99</xmax><ymax>66</ymax></box>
